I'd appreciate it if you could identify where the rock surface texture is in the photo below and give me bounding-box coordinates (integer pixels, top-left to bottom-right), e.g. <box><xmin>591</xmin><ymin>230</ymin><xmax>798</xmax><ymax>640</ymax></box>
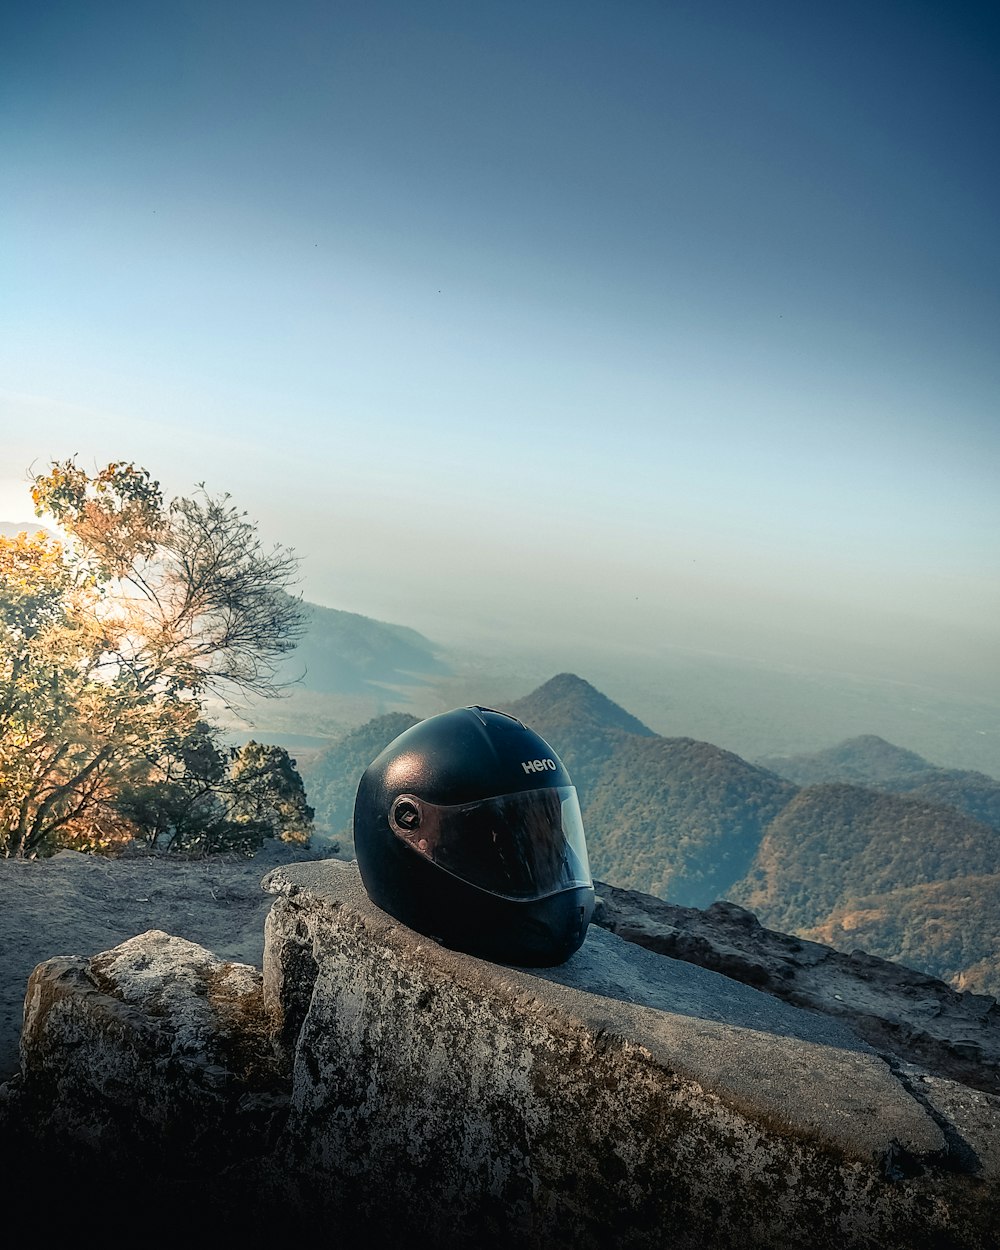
<box><xmin>1</xmin><ymin>860</ymin><xmax>998</xmax><ymax>1248</ymax></box>
<box><xmin>592</xmin><ymin>882</ymin><xmax>1000</xmax><ymax>1096</ymax></box>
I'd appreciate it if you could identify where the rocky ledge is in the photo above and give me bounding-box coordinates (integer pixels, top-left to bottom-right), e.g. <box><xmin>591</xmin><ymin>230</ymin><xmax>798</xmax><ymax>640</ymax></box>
<box><xmin>592</xmin><ymin>881</ymin><xmax>1000</xmax><ymax>1097</ymax></box>
<box><xmin>0</xmin><ymin>861</ymin><xmax>997</xmax><ymax>1248</ymax></box>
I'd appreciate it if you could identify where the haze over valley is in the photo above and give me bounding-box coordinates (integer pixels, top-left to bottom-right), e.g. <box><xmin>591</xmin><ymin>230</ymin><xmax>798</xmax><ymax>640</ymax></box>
<box><xmin>200</xmin><ymin>597</ymin><xmax>999</xmax><ymax>781</ymax></box>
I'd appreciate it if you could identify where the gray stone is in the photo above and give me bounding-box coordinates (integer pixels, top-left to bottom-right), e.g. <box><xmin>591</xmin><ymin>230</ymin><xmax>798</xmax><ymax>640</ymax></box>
<box><xmin>7</xmin><ymin>930</ymin><xmax>287</xmax><ymax>1177</ymax></box>
<box><xmin>592</xmin><ymin>882</ymin><xmax>1000</xmax><ymax>1096</ymax></box>
<box><xmin>258</xmin><ymin>860</ymin><xmax>1000</xmax><ymax>1248</ymax></box>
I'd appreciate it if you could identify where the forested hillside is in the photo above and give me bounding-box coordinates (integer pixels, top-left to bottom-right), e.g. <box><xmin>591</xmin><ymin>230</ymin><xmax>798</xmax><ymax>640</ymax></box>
<box><xmin>759</xmin><ymin>735</ymin><xmax>934</xmax><ymax>785</ymax></box>
<box><xmin>502</xmin><ymin>672</ymin><xmax>656</xmax><ymax>796</ymax></box>
<box><xmin>729</xmin><ymin>784</ymin><xmax>1000</xmax><ymax>929</ymax></box>
<box><xmin>888</xmin><ymin>771</ymin><xmax>1000</xmax><ymax>833</ymax></box>
<box><xmin>275</xmin><ymin>601</ymin><xmax>448</xmax><ymax>695</ymax></box>
<box><xmin>760</xmin><ymin>735</ymin><xmax>1000</xmax><ymax>833</ymax></box>
<box><xmin>583</xmin><ymin>738</ymin><xmax>794</xmax><ymax>906</ymax></box>
<box><xmin>801</xmin><ymin>873</ymin><xmax>1000</xmax><ymax>997</ymax></box>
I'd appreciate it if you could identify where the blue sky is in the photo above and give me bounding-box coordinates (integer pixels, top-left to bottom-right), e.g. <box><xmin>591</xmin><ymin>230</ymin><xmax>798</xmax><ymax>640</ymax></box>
<box><xmin>2</xmin><ymin>1</ymin><xmax>997</xmax><ymax>692</ymax></box>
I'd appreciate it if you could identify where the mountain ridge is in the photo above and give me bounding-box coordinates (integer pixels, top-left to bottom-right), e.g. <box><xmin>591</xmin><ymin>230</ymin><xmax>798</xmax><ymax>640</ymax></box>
<box><xmin>0</xmin><ymin>521</ymin><xmax>56</xmax><ymax>540</ymax></box>
<box><xmin>500</xmin><ymin>672</ymin><xmax>656</xmax><ymax>796</ymax></box>
<box><xmin>276</xmin><ymin>600</ymin><xmax>449</xmax><ymax>696</ymax></box>
<box><xmin>758</xmin><ymin>735</ymin><xmax>935</xmax><ymax>784</ymax></box>
<box><xmin>759</xmin><ymin>734</ymin><xmax>1000</xmax><ymax>832</ymax></box>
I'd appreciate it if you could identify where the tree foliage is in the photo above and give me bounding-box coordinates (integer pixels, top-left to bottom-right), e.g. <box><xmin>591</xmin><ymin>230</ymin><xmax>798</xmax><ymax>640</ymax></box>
<box><xmin>727</xmin><ymin>782</ymin><xmax>1000</xmax><ymax>994</ymax></box>
<box><xmin>582</xmin><ymin>736</ymin><xmax>796</xmax><ymax>906</ymax></box>
<box><xmin>802</xmin><ymin>873</ymin><xmax>1000</xmax><ymax>999</ymax></box>
<box><xmin>115</xmin><ymin>731</ymin><xmax>314</xmax><ymax>856</ymax></box>
<box><xmin>0</xmin><ymin>459</ymin><xmax>310</xmax><ymax>858</ymax></box>
<box><xmin>225</xmin><ymin>740</ymin><xmax>314</xmax><ymax>847</ymax></box>
<box><xmin>729</xmin><ymin>783</ymin><xmax>1000</xmax><ymax>935</ymax></box>
<box><xmin>30</xmin><ymin>459</ymin><xmax>304</xmax><ymax>702</ymax></box>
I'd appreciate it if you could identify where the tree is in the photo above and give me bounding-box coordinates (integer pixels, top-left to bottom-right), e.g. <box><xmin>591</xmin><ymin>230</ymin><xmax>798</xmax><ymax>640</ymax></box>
<box><xmin>226</xmin><ymin>741</ymin><xmax>314</xmax><ymax>847</ymax></box>
<box><xmin>114</xmin><ymin>731</ymin><xmax>314</xmax><ymax>855</ymax></box>
<box><xmin>30</xmin><ymin>459</ymin><xmax>304</xmax><ymax>703</ymax></box>
<box><xmin>112</xmin><ymin>718</ymin><xmax>231</xmax><ymax>854</ymax></box>
<box><xmin>0</xmin><ymin>459</ymin><xmax>308</xmax><ymax>858</ymax></box>
<box><xmin>0</xmin><ymin>525</ymin><xmax>158</xmax><ymax>855</ymax></box>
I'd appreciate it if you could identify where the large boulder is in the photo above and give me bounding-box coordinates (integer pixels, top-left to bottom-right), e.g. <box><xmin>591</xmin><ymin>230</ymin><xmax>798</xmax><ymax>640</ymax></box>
<box><xmin>0</xmin><ymin>930</ymin><xmax>288</xmax><ymax>1234</ymax></box>
<box><xmin>256</xmin><ymin>862</ymin><xmax>998</xmax><ymax>1248</ymax></box>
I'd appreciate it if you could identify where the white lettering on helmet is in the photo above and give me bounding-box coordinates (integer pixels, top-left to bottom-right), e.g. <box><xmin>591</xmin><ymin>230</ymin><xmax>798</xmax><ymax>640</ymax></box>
<box><xmin>521</xmin><ymin>758</ymin><xmax>557</xmax><ymax>774</ymax></box>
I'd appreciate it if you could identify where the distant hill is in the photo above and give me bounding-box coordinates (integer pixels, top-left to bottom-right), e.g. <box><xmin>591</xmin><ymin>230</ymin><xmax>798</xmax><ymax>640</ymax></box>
<box><xmin>501</xmin><ymin>672</ymin><xmax>656</xmax><ymax>796</ymax></box>
<box><xmin>732</xmin><ymin>783</ymin><xmax>1000</xmax><ymax>930</ymax></box>
<box><xmin>0</xmin><ymin>521</ymin><xmax>55</xmax><ymax>539</ymax></box>
<box><xmin>217</xmin><ymin>601</ymin><xmax>452</xmax><ymax>743</ymax></box>
<box><xmin>277</xmin><ymin>601</ymin><xmax>449</xmax><ymax>696</ymax></box>
<box><xmin>504</xmin><ymin>672</ymin><xmax>655</xmax><ymax>741</ymax></box>
<box><xmin>293</xmin><ymin>673</ymin><xmax>1000</xmax><ymax>997</ymax></box>
<box><xmin>504</xmin><ymin>673</ymin><xmax>794</xmax><ymax>907</ymax></box>
<box><xmin>759</xmin><ymin>735</ymin><xmax>933</xmax><ymax>785</ymax></box>
<box><xmin>584</xmin><ymin>738</ymin><xmax>795</xmax><ymax>907</ymax></box>
<box><xmin>887</xmin><ymin>770</ymin><xmax>1000</xmax><ymax>833</ymax></box>
<box><xmin>759</xmin><ymin>735</ymin><xmax>1000</xmax><ymax>833</ymax></box>
<box><xmin>800</xmin><ymin>873</ymin><xmax>1000</xmax><ymax>998</ymax></box>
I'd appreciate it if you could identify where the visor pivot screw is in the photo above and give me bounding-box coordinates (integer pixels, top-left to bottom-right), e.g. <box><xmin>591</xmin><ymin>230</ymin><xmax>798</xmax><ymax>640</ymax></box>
<box><xmin>392</xmin><ymin>799</ymin><xmax>421</xmax><ymax>831</ymax></box>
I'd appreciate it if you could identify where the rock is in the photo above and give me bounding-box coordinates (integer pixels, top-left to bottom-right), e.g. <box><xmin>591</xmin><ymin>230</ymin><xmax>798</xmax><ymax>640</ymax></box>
<box><xmin>254</xmin><ymin>861</ymin><xmax>998</xmax><ymax>1248</ymax></box>
<box><xmin>593</xmin><ymin>880</ymin><xmax>1000</xmax><ymax>1096</ymax></box>
<box><xmin>0</xmin><ymin>931</ymin><xmax>288</xmax><ymax>1235</ymax></box>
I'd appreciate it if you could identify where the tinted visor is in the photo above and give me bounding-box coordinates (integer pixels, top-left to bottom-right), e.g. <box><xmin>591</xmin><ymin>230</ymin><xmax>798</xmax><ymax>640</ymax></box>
<box><xmin>389</xmin><ymin>785</ymin><xmax>592</xmax><ymax>902</ymax></box>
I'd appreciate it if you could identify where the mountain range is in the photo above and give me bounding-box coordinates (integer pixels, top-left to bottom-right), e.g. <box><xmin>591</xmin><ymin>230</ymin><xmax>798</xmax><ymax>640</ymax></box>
<box><xmin>217</xmin><ymin>595</ymin><xmax>1000</xmax><ymax>777</ymax></box>
<box><xmin>299</xmin><ymin>673</ymin><xmax>1000</xmax><ymax>998</ymax></box>
<box><xmin>4</xmin><ymin>512</ymin><xmax>999</xmax><ymax>772</ymax></box>
<box><xmin>4</xmin><ymin>515</ymin><xmax>997</xmax><ymax>994</ymax></box>
<box><xmin>211</xmin><ymin>600</ymin><xmax>453</xmax><ymax>747</ymax></box>
<box><xmin>759</xmin><ymin>735</ymin><xmax>1000</xmax><ymax>831</ymax></box>
<box><xmin>273</xmin><ymin>601</ymin><xmax>449</xmax><ymax>696</ymax></box>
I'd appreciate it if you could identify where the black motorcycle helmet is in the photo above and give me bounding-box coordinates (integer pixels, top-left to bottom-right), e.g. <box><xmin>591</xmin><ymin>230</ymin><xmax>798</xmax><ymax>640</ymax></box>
<box><xmin>354</xmin><ymin>706</ymin><xmax>595</xmax><ymax>966</ymax></box>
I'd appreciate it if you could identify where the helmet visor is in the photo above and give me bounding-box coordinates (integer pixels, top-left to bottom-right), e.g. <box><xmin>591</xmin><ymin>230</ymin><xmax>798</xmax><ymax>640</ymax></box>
<box><xmin>389</xmin><ymin>785</ymin><xmax>592</xmax><ymax>902</ymax></box>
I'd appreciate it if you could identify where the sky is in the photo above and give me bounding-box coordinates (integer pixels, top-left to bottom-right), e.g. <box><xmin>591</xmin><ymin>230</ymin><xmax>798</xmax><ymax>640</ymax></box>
<box><xmin>2</xmin><ymin>0</ymin><xmax>998</xmax><ymax>697</ymax></box>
